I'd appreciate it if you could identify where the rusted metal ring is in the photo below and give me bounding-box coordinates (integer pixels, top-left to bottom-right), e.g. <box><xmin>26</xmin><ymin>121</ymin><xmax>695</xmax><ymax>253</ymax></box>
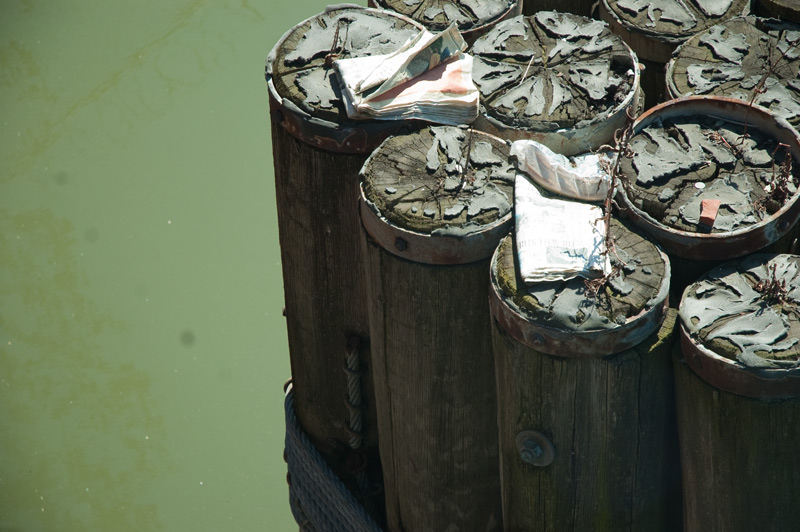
<box><xmin>359</xmin><ymin>194</ymin><xmax>512</xmax><ymax>265</ymax></box>
<box><xmin>678</xmin><ymin>324</ymin><xmax>800</xmax><ymax>399</ymax></box>
<box><xmin>489</xmin><ymin>244</ymin><xmax>671</xmax><ymax>357</ymax></box>
<box><xmin>617</xmin><ymin>96</ymin><xmax>800</xmax><ymax>260</ymax></box>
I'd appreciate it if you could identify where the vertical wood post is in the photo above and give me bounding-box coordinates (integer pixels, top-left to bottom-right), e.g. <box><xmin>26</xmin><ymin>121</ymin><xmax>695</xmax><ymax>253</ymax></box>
<box><xmin>675</xmin><ymin>253</ymin><xmax>800</xmax><ymax>532</ymax></box>
<box><xmin>266</xmin><ymin>6</ymin><xmax>425</xmax><ymax>511</ymax></box>
<box><xmin>360</xmin><ymin>126</ymin><xmax>514</xmax><ymax>531</ymax></box>
<box><xmin>489</xmin><ymin>221</ymin><xmax>681</xmax><ymax>531</ymax></box>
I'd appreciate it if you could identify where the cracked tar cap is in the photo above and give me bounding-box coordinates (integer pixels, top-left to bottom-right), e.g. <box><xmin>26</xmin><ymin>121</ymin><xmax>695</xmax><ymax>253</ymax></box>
<box><xmin>599</xmin><ymin>0</ymin><xmax>750</xmax><ymax>63</ymax></box>
<box><xmin>667</xmin><ymin>16</ymin><xmax>800</xmax><ymax>129</ymax></box>
<box><xmin>617</xmin><ymin>96</ymin><xmax>800</xmax><ymax>261</ymax></box>
<box><xmin>265</xmin><ymin>6</ymin><xmax>425</xmax><ymax>153</ymax></box>
<box><xmin>679</xmin><ymin>253</ymin><xmax>800</xmax><ymax>398</ymax></box>
<box><xmin>470</xmin><ymin>12</ymin><xmax>640</xmax><ymax>156</ymax></box>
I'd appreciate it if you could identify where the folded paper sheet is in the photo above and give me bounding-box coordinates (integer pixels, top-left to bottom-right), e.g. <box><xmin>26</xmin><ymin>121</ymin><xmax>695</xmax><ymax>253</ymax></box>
<box><xmin>515</xmin><ymin>174</ymin><xmax>611</xmax><ymax>283</ymax></box>
<box><xmin>333</xmin><ymin>25</ymin><xmax>480</xmax><ymax>125</ymax></box>
<box><xmin>510</xmin><ymin>139</ymin><xmax>613</xmax><ymax>201</ymax></box>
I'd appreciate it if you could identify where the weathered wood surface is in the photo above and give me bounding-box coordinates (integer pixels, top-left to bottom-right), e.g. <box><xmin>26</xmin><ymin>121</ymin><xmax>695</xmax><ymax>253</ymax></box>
<box><xmin>673</xmin><ymin>356</ymin><xmax>800</xmax><ymax>532</ymax></box>
<box><xmin>490</xmin><ymin>228</ymin><xmax>680</xmax><ymax>531</ymax></box>
<box><xmin>755</xmin><ymin>0</ymin><xmax>800</xmax><ymax>23</ymax></box>
<box><xmin>470</xmin><ymin>12</ymin><xmax>639</xmax><ymax>155</ymax></box>
<box><xmin>266</xmin><ymin>6</ymin><xmax>424</xmax><ymax>507</ymax></box>
<box><xmin>367</xmin><ymin>0</ymin><xmax>522</xmax><ymax>43</ymax></box>
<box><xmin>361</xmin><ymin>126</ymin><xmax>513</xmax><ymax>532</ymax></box>
<box><xmin>675</xmin><ymin>254</ymin><xmax>800</xmax><ymax>532</ymax></box>
<box><xmin>522</xmin><ymin>1</ymin><xmax>595</xmax><ymax>18</ymax></box>
<box><xmin>667</xmin><ymin>16</ymin><xmax>800</xmax><ymax>129</ymax></box>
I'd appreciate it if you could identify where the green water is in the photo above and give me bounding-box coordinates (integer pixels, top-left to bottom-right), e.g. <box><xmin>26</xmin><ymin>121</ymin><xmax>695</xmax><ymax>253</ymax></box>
<box><xmin>0</xmin><ymin>1</ymin><xmax>334</xmax><ymax>530</ymax></box>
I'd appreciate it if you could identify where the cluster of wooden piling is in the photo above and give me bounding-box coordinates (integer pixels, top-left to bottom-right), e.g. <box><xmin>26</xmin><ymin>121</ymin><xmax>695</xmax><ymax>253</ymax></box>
<box><xmin>266</xmin><ymin>2</ymin><xmax>800</xmax><ymax>531</ymax></box>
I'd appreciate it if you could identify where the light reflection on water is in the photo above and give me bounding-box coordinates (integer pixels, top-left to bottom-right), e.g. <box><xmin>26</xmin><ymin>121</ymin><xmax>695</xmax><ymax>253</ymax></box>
<box><xmin>0</xmin><ymin>1</ymin><xmax>334</xmax><ymax>530</ymax></box>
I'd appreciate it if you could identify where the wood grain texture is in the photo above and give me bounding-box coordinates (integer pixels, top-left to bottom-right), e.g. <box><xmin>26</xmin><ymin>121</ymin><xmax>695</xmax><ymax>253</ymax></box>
<box><xmin>360</xmin><ymin>126</ymin><xmax>513</xmax><ymax>531</ymax></box>
<box><xmin>489</xmin><ymin>222</ymin><xmax>679</xmax><ymax>530</ymax></box>
<box><xmin>673</xmin><ymin>351</ymin><xmax>800</xmax><ymax>532</ymax></box>
<box><xmin>491</xmin><ymin>307</ymin><xmax>681</xmax><ymax>531</ymax></box>
<box><xmin>364</xmin><ymin>237</ymin><xmax>503</xmax><ymax>532</ymax></box>
<box><xmin>271</xmin><ymin>120</ymin><xmax>381</xmax><ymax>478</ymax></box>
<box><xmin>267</xmin><ymin>8</ymin><xmax>427</xmax><ymax>513</ymax></box>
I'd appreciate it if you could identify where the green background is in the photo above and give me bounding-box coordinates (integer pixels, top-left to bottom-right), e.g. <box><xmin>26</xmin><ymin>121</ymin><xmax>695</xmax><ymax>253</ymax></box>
<box><xmin>1</xmin><ymin>1</ymin><xmax>336</xmax><ymax>530</ymax></box>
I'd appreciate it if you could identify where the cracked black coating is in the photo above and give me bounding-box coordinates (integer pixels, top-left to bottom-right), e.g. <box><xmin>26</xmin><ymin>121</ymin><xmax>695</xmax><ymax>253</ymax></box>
<box><xmin>601</xmin><ymin>0</ymin><xmax>749</xmax><ymax>42</ymax></box>
<box><xmin>680</xmin><ymin>253</ymin><xmax>800</xmax><ymax>367</ymax></box>
<box><xmin>360</xmin><ymin>126</ymin><xmax>514</xmax><ymax>235</ymax></box>
<box><xmin>668</xmin><ymin>16</ymin><xmax>800</xmax><ymax>128</ymax></box>
<box><xmin>620</xmin><ymin>114</ymin><xmax>800</xmax><ymax>233</ymax></box>
<box><xmin>494</xmin><ymin>218</ymin><xmax>667</xmax><ymax>331</ymax></box>
<box><xmin>471</xmin><ymin>12</ymin><xmax>636</xmax><ymax>132</ymax></box>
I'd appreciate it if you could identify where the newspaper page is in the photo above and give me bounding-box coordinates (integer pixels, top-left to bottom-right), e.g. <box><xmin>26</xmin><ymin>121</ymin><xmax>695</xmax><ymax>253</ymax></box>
<box><xmin>515</xmin><ymin>173</ymin><xmax>611</xmax><ymax>283</ymax></box>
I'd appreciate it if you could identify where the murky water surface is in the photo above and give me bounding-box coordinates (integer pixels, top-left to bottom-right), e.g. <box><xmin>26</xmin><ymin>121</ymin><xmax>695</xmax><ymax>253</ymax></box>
<box><xmin>1</xmin><ymin>1</ymin><xmax>332</xmax><ymax>529</ymax></box>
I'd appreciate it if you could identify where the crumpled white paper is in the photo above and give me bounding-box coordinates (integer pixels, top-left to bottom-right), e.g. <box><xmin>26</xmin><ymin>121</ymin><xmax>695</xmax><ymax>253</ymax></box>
<box><xmin>510</xmin><ymin>139</ymin><xmax>614</xmax><ymax>201</ymax></box>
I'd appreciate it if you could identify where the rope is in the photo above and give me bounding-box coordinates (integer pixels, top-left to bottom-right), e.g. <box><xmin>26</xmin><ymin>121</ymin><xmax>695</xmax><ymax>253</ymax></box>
<box><xmin>284</xmin><ymin>383</ymin><xmax>384</xmax><ymax>532</ymax></box>
<box><xmin>343</xmin><ymin>335</ymin><xmax>376</xmax><ymax>516</ymax></box>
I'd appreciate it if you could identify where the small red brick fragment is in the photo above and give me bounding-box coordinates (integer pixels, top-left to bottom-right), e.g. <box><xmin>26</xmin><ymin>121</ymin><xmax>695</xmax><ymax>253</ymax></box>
<box><xmin>699</xmin><ymin>199</ymin><xmax>722</xmax><ymax>227</ymax></box>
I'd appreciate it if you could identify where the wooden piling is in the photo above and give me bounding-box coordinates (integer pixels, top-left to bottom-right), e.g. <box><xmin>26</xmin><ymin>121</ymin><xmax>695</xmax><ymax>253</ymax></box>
<box><xmin>666</xmin><ymin>16</ymin><xmax>800</xmax><ymax>132</ymax></box>
<box><xmin>265</xmin><ymin>5</ymin><xmax>425</xmax><ymax>509</ymax></box>
<box><xmin>360</xmin><ymin>125</ymin><xmax>514</xmax><ymax>531</ymax></box>
<box><xmin>675</xmin><ymin>253</ymin><xmax>800</xmax><ymax>532</ymax></box>
<box><xmin>489</xmin><ymin>220</ymin><xmax>681</xmax><ymax>531</ymax></box>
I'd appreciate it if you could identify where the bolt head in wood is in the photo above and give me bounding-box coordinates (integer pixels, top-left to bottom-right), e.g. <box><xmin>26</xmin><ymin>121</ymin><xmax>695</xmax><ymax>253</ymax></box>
<box><xmin>515</xmin><ymin>430</ymin><xmax>555</xmax><ymax>467</ymax></box>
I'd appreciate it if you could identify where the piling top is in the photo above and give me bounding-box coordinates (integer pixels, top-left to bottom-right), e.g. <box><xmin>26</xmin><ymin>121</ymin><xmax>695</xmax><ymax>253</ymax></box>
<box><xmin>489</xmin><ymin>217</ymin><xmax>670</xmax><ymax>357</ymax></box>
<box><xmin>369</xmin><ymin>0</ymin><xmax>522</xmax><ymax>41</ymax></box>
<box><xmin>617</xmin><ymin>96</ymin><xmax>800</xmax><ymax>260</ymax></box>
<box><xmin>666</xmin><ymin>16</ymin><xmax>800</xmax><ymax>129</ymax></box>
<box><xmin>679</xmin><ymin>253</ymin><xmax>800</xmax><ymax>398</ymax></box>
<box><xmin>360</xmin><ymin>125</ymin><xmax>514</xmax><ymax>264</ymax></box>
<box><xmin>265</xmin><ymin>6</ymin><xmax>425</xmax><ymax>153</ymax></box>
<box><xmin>599</xmin><ymin>0</ymin><xmax>750</xmax><ymax>63</ymax></box>
<box><xmin>469</xmin><ymin>12</ymin><xmax>640</xmax><ymax>156</ymax></box>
